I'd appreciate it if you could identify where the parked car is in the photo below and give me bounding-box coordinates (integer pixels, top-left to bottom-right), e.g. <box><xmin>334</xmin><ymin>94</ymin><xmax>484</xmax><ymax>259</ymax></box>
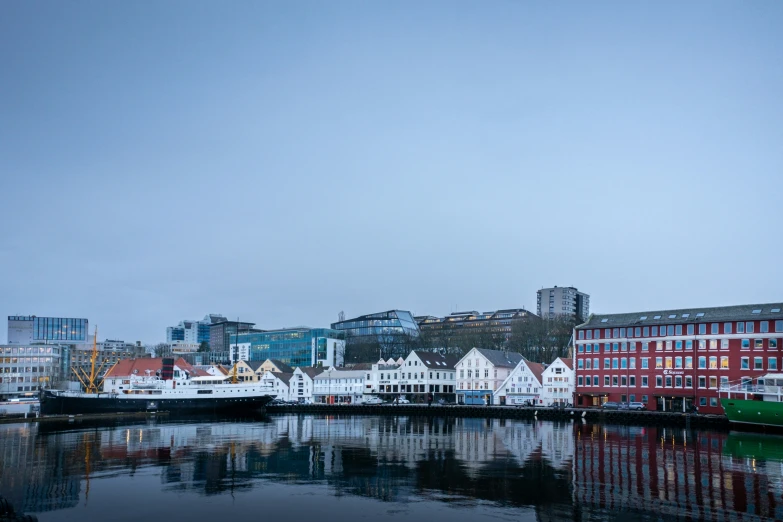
<box><xmin>364</xmin><ymin>396</ymin><xmax>384</xmax><ymax>405</ymax></box>
<box><xmin>437</xmin><ymin>398</ymin><xmax>454</xmax><ymax>405</ymax></box>
<box><xmin>627</xmin><ymin>402</ymin><xmax>646</xmax><ymax>411</ymax></box>
<box><xmin>602</xmin><ymin>401</ymin><xmax>620</xmax><ymax>410</ymax></box>
<box><xmin>395</xmin><ymin>397</ymin><xmax>410</xmax><ymax>404</ymax></box>
<box><xmin>269</xmin><ymin>399</ymin><xmax>286</xmax><ymax>406</ymax></box>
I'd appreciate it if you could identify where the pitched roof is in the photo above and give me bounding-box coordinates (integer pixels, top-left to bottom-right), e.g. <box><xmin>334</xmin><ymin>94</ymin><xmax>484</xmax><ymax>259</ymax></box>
<box><xmin>106</xmin><ymin>357</ymin><xmax>197</xmax><ymax>378</ymax></box>
<box><xmin>558</xmin><ymin>358</ymin><xmax>573</xmax><ymax>370</ymax></box>
<box><xmin>246</xmin><ymin>360</ymin><xmax>266</xmax><ymax>372</ymax></box>
<box><xmin>268</xmin><ymin>359</ymin><xmax>294</xmax><ymax>373</ymax></box>
<box><xmin>412</xmin><ymin>351</ymin><xmax>459</xmax><ymax>369</ymax></box>
<box><xmin>579</xmin><ymin>302</ymin><xmax>783</xmax><ymax>329</ymax></box>
<box><xmin>349</xmin><ymin>363</ymin><xmax>375</xmax><ymax>371</ymax></box>
<box><xmin>273</xmin><ymin>372</ymin><xmax>293</xmax><ymax>385</ymax></box>
<box><xmin>524</xmin><ymin>360</ymin><xmax>545</xmax><ymax>383</ymax></box>
<box><xmin>299</xmin><ymin>367</ymin><xmax>325</xmax><ymax>378</ymax></box>
<box><xmin>474</xmin><ymin>348</ymin><xmax>524</xmax><ymax>368</ymax></box>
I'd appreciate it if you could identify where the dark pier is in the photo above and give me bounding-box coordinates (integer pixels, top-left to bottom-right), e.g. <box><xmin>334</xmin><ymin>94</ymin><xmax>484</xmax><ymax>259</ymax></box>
<box><xmin>266</xmin><ymin>404</ymin><xmax>730</xmax><ymax>429</ymax></box>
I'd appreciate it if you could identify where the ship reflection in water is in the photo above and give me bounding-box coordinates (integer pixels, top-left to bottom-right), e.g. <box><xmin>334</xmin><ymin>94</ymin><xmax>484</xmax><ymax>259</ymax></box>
<box><xmin>1</xmin><ymin>416</ymin><xmax>782</xmax><ymax>522</ymax></box>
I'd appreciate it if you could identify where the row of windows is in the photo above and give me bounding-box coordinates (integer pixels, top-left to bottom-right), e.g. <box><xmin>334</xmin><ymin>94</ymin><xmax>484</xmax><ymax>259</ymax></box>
<box><xmin>577</xmin><ymin>355</ymin><xmax>778</xmax><ymax>371</ymax></box>
<box><xmin>578</xmin><ymin>338</ymin><xmax>780</xmax><ymax>353</ymax></box>
<box><xmin>578</xmin><ymin>374</ymin><xmax>732</xmax><ymax>389</ymax></box>
<box><xmin>1</xmin><ymin>347</ymin><xmax>60</xmax><ymax>355</ymax></box>
<box><xmin>578</xmin><ymin>320</ymin><xmax>783</xmax><ymax>340</ymax></box>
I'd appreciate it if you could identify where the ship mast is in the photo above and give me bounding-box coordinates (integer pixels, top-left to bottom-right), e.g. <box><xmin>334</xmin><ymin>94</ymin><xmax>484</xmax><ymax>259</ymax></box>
<box><xmin>72</xmin><ymin>326</ymin><xmax>108</xmax><ymax>394</ymax></box>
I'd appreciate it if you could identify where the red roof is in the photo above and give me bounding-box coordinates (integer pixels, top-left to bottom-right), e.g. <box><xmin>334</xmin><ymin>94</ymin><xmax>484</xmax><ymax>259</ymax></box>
<box><xmin>106</xmin><ymin>357</ymin><xmax>200</xmax><ymax>378</ymax></box>
<box><xmin>525</xmin><ymin>360</ymin><xmax>546</xmax><ymax>384</ymax></box>
<box><xmin>558</xmin><ymin>358</ymin><xmax>573</xmax><ymax>370</ymax></box>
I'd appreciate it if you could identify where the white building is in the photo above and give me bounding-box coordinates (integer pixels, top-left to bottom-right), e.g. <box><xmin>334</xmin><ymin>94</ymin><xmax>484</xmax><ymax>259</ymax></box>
<box><xmin>455</xmin><ymin>348</ymin><xmax>524</xmax><ymax>405</ymax></box>
<box><xmin>493</xmin><ymin>358</ymin><xmax>545</xmax><ymax>406</ymax></box>
<box><xmin>260</xmin><ymin>370</ymin><xmax>293</xmax><ymax>401</ymax></box>
<box><xmin>540</xmin><ymin>357</ymin><xmax>574</xmax><ymax>406</ymax></box>
<box><xmin>313</xmin><ymin>367</ymin><xmax>365</xmax><ymax>404</ymax></box>
<box><xmin>289</xmin><ymin>366</ymin><xmax>324</xmax><ymax>403</ymax></box>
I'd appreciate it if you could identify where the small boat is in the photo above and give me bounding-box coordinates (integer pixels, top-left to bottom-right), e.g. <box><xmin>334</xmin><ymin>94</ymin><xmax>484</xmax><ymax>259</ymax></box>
<box><xmin>719</xmin><ymin>373</ymin><xmax>783</xmax><ymax>428</ymax></box>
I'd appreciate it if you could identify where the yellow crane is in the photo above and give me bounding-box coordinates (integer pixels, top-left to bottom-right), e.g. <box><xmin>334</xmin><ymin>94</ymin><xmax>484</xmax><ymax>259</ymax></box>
<box><xmin>72</xmin><ymin>326</ymin><xmax>116</xmax><ymax>394</ymax></box>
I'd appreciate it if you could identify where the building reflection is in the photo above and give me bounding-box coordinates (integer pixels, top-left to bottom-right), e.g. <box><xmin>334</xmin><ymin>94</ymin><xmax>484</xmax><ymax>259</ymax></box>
<box><xmin>0</xmin><ymin>416</ymin><xmax>782</xmax><ymax>521</ymax></box>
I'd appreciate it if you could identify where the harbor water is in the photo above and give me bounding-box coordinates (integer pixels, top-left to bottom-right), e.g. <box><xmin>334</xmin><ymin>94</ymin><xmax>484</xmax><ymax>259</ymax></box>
<box><xmin>1</xmin><ymin>414</ymin><xmax>782</xmax><ymax>521</ymax></box>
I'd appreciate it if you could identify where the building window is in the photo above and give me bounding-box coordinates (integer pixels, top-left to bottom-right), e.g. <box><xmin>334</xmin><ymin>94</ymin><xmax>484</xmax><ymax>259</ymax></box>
<box><xmin>698</xmin><ymin>356</ymin><xmax>706</xmax><ymax>369</ymax></box>
<box><xmin>747</xmin><ymin>322</ymin><xmax>755</xmax><ymax>334</ymax></box>
<box><xmin>667</xmin><ymin>325</ymin><xmax>674</xmax><ymax>336</ymax></box>
<box><xmin>685</xmin><ymin>340</ymin><xmax>693</xmax><ymax>350</ymax></box>
<box><xmin>721</xmin><ymin>339</ymin><xmax>729</xmax><ymax>350</ymax></box>
<box><xmin>604</xmin><ymin>376</ymin><xmax>610</xmax><ymax>386</ymax></box>
<box><xmin>642</xmin><ymin>342</ymin><xmax>649</xmax><ymax>352</ymax></box>
<box><xmin>664</xmin><ymin>357</ymin><xmax>672</xmax><ymax>369</ymax></box>
<box><xmin>771</xmin><ymin>339</ymin><xmax>779</xmax><ymax>350</ymax></box>
<box><xmin>710</xmin><ymin>397</ymin><xmax>718</xmax><ymax>407</ymax></box>
<box><xmin>675</xmin><ymin>376</ymin><xmax>682</xmax><ymax>387</ymax></box>
<box><xmin>776</xmin><ymin>320</ymin><xmax>783</xmax><ymax>333</ymax></box>
<box><xmin>629</xmin><ymin>376</ymin><xmax>636</xmax><ymax>387</ymax></box>
<box><xmin>635</xmin><ymin>327</ymin><xmax>641</xmax><ymax>337</ymax></box>
<box><xmin>755</xmin><ymin>357</ymin><xmax>764</xmax><ymax>370</ymax></box>
<box><xmin>665</xmin><ymin>376</ymin><xmax>672</xmax><ymax>387</ymax></box>
<box><xmin>737</xmin><ymin>321</ymin><xmax>745</xmax><ymax>333</ymax></box>
<box><xmin>699</xmin><ymin>324</ymin><xmax>706</xmax><ymax>335</ymax></box>
<box><xmin>652</xmin><ymin>326</ymin><xmax>658</xmax><ymax>336</ymax></box>
<box><xmin>655</xmin><ymin>357</ymin><xmax>663</xmax><ymax>369</ymax></box>
<box><xmin>698</xmin><ymin>340</ymin><xmax>706</xmax><ymax>350</ymax></box>
<box><xmin>593</xmin><ymin>376</ymin><xmax>599</xmax><ymax>386</ymax></box>
<box><xmin>641</xmin><ymin>358</ymin><xmax>649</xmax><ymax>369</ymax></box>
<box><xmin>656</xmin><ymin>376</ymin><xmax>663</xmax><ymax>388</ymax></box>
<box><xmin>620</xmin><ymin>376</ymin><xmax>626</xmax><ymax>386</ymax></box>
<box><xmin>656</xmin><ymin>341</ymin><xmax>663</xmax><ymax>351</ymax></box>
<box><xmin>675</xmin><ymin>357</ymin><xmax>682</xmax><ymax>369</ymax></box>
<box><xmin>604</xmin><ymin>359</ymin><xmax>610</xmax><ymax>369</ymax></box>
<box><xmin>675</xmin><ymin>325</ymin><xmax>682</xmax><ymax>335</ymax></box>
<box><xmin>711</xmin><ymin>323</ymin><xmax>719</xmax><ymax>334</ymax></box>
<box><xmin>699</xmin><ymin>396</ymin><xmax>707</xmax><ymax>406</ymax></box>
<box><xmin>630</xmin><ymin>342</ymin><xmax>637</xmax><ymax>352</ymax></box>
<box><xmin>709</xmin><ymin>356</ymin><xmax>717</xmax><ymax>369</ymax></box>
<box><xmin>709</xmin><ymin>339</ymin><xmax>718</xmax><ymax>350</ymax></box>
<box><xmin>612</xmin><ymin>358</ymin><xmax>619</xmax><ymax>369</ymax></box>
<box><xmin>643</xmin><ymin>327</ymin><xmax>649</xmax><ymax>337</ymax></box>
<box><xmin>578</xmin><ymin>376</ymin><xmax>583</xmax><ymax>386</ymax></box>
<box><xmin>685</xmin><ymin>376</ymin><xmax>692</xmax><ymax>388</ymax></box>
<box><xmin>621</xmin><ymin>358</ymin><xmax>627</xmax><ymax>369</ymax></box>
<box><xmin>642</xmin><ymin>376</ymin><xmax>648</xmax><ymax>387</ymax></box>
<box><xmin>675</xmin><ymin>341</ymin><xmax>682</xmax><ymax>351</ymax></box>
<box><xmin>578</xmin><ymin>359</ymin><xmax>584</xmax><ymax>369</ymax></box>
<box><xmin>721</xmin><ymin>356</ymin><xmax>729</xmax><ymax>369</ymax></box>
<box><xmin>698</xmin><ymin>376</ymin><xmax>706</xmax><ymax>389</ymax></box>
<box><xmin>741</xmin><ymin>357</ymin><xmax>749</xmax><ymax>370</ymax></box>
<box><xmin>769</xmin><ymin>358</ymin><xmax>778</xmax><ymax>371</ymax></box>
<box><xmin>685</xmin><ymin>356</ymin><xmax>693</xmax><ymax>369</ymax></box>
<box><xmin>755</xmin><ymin>339</ymin><xmax>764</xmax><ymax>350</ymax></box>
<box><xmin>741</xmin><ymin>339</ymin><xmax>750</xmax><ymax>350</ymax></box>
<box><xmin>629</xmin><ymin>357</ymin><xmax>636</xmax><ymax>369</ymax></box>
<box><xmin>687</xmin><ymin>324</ymin><xmax>694</xmax><ymax>335</ymax></box>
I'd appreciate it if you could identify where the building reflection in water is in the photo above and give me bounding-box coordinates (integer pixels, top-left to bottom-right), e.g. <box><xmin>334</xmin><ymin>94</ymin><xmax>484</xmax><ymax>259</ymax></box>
<box><xmin>0</xmin><ymin>415</ymin><xmax>782</xmax><ymax>521</ymax></box>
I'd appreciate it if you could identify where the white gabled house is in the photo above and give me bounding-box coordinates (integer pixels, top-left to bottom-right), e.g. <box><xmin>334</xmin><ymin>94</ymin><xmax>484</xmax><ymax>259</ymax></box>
<box><xmin>540</xmin><ymin>357</ymin><xmax>574</xmax><ymax>406</ymax></box>
<box><xmin>455</xmin><ymin>348</ymin><xmax>524</xmax><ymax>405</ymax></box>
<box><xmin>493</xmin><ymin>358</ymin><xmax>545</xmax><ymax>406</ymax></box>
<box><xmin>289</xmin><ymin>366</ymin><xmax>324</xmax><ymax>403</ymax></box>
<box><xmin>260</xmin><ymin>370</ymin><xmax>293</xmax><ymax>401</ymax></box>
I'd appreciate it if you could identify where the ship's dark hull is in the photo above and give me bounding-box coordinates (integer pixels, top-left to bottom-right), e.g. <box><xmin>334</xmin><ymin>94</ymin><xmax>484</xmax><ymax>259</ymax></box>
<box><xmin>39</xmin><ymin>390</ymin><xmax>274</xmax><ymax>416</ymax></box>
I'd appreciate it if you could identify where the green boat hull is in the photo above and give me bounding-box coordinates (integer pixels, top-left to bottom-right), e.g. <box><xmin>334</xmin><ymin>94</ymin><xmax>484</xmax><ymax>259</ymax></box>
<box><xmin>720</xmin><ymin>398</ymin><xmax>783</xmax><ymax>428</ymax></box>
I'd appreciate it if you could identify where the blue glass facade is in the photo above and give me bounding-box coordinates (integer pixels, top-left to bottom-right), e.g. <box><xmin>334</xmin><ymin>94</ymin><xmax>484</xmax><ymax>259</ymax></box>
<box><xmin>169</xmin><ymin>328</ymin><xmax>185</xmax><ymax>341</ymax></box>
<box><xmin>197</xmin><ymin>323</ymin><xmax>211</xmax><ymax>344</ymax></box>
<box><xmin>331</xmin><ymin>310</ymin><xmax>420</xmax><ymax>358</ymax></box>
<box><xmin>8</xmin><ymin>316</ymin><xmax>88</xmax><ymax>343</ymax></box>
<box><xmin>232</xmin><ymin>328</ymin><xmax>344</xmax><ymax>368</ymax></box>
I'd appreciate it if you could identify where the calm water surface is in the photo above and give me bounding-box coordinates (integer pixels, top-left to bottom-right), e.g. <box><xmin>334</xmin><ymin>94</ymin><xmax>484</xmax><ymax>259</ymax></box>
<box><xmin>1</xmin><ymin>414</ymin><xmax>782</xmax><ymax>522</ymax></box>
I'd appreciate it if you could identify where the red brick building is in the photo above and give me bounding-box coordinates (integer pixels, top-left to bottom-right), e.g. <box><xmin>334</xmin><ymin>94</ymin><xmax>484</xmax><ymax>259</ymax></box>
<box><xmin>573</xmin><ymin>303</ymin><xmax>783</xmax><ymax>414</ymax></box>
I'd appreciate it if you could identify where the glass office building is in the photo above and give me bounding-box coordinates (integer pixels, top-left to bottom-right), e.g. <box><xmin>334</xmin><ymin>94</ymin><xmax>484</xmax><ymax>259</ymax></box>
<box><xmin>231</xmin><ymin>328</ymin><xmax>345</xmax><ymax>368</ymax></box>
<box><xmin>331</xmin><ymin>310</ymin><xmax>420</xmax><ymax>359</ymax></box>
<box><xmin>7</xmin><ymin>316</ymin><xmax>89</xmax><ymax>345</ymax></box>
<box><xmin>0</xmin><ymin>344</ymin><xmax>63</xmax><ymax>399</ymax></box>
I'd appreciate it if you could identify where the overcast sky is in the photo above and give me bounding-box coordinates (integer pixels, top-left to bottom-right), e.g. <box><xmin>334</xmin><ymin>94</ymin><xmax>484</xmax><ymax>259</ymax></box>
<box><xmin>1</xmin><ymin>2</ymin><xmax>782</xmax><ymax>343</ymax></box>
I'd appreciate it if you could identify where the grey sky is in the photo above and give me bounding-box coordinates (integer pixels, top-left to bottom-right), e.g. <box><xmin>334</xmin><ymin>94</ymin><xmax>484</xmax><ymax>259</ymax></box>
<box><xmin>1</xmin><ymin>2</ymin><xmax>782</xmax><ymax>343</ymax></box>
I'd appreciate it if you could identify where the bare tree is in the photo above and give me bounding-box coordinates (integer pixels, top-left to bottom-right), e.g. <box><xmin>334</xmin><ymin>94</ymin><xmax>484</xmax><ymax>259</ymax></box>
<box><xmin>507</xmin><ymin>315</ymin><xmax>576</xmax><ymax>363</ymax></box>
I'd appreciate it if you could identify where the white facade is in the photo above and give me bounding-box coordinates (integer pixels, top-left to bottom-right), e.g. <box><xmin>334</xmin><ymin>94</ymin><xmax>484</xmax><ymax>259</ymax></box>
<box><xmin>455</xmin><ymin>348</ymin><xmax>522</xmax><ymax>405</ymax></box>
<box><xmin>493</xmin><ymin>359</ymin><xmax>544</xmax><ymax>406</ymax></box>
<box><xmin>289</xmin><ymin>367</ymin><xmax>322</xmax><ymax>403</ymax></box>
<box><xmin>313</xmin><ymin>367</ymin><xmax>365</xmax><ymax>404</ymax></box>
<box><xmin>313</xmin><ymin>337</ymin><xmax>346</xmax><ymax>367</ymax></box>
<box><xmin>363</xmin><ymin>351</ymin><xmax>456</xmax><ymax>400</ymax></box>
<box><xmin>230</xmin><ymin>342</ymin><xmax>251</xmax><ymax>363</ymax></box>
<box><xmin>540</xmin><ymin>357</ymin><xmax>574</xmax><ymax>406</ymax></box>
<box><xmin>260</xmin><ymin>370</ymin><xmax>292</xmax><ymax>401</ymax></box>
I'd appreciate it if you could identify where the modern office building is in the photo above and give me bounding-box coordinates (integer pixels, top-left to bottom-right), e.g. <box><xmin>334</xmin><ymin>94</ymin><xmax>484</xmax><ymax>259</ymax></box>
<box><xmin>0</xmin><ymin>344</ymin><xmax>63</xmax><ymax>399</ymax></box>
<box><xmin>209</xmin><ymin>319</ymin><xmax>256</xmax><ymax>354</ymax></box>
<box><xmin>573</xmin><ymin>302</ymin><xmax>783</xmax><ymax>414</ymax></box>
<box><xmin>230</xmin><ymin>328</ymin><xmax>345</xmax><ymax>368</ymax></box>
<box><xmin>537</xmin><ymin>286</ymin><xmax>590</xmax><ymax>320</ymax></box>
<box><xmin>331</xmin><ymin>310</ymin><xmax>420</xmax><ymax>359</ymax></box>
<box><xmin>7</xmin><ymin>316</ymin><xmax>89</xmax><ymax>345</ymax></box>
<box><xmin>67</xmin><ymin>340</ymin><xmax>148</xmax><ymax>382</ymax></box>
<box><xmin>166</xmin><ymin>314</ymin><xmax>225</xmax><ymax>345</ymax></box>
<box><xmin>416</xmin><ymin>308</ymin><xmax>537</xmax><ymax>341</ymax></box>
